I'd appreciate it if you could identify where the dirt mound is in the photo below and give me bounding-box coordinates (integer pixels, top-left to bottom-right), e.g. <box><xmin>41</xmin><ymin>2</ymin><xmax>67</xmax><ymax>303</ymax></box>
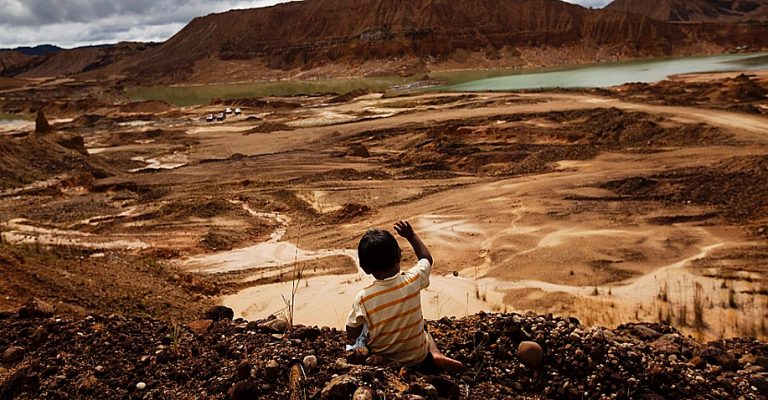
<box><xmin>0</xmin><ymin>134</ymin><xmax>111</xmax><ymax>189</ymax></box>
<box><xmin>243</xmin><ymin>122</ymin><xmax>294</xmax><ymax>134</ymax></box>
<box><xmin>117</xmin><ymin>100</ymin><xmax>176</xmax><ymax>114</ymax></box>
<box><xmin>549</xmin><ymin>108</ymin><xmax>729</xmax><ymax>147</ymax></box>
<box><xmin>324</xmin><ymin>203</ymin><xmax>373</xmax><ymax>223</ymax></box>
<box><xmin>212</xmin><ymin>98</ymin><xmax>301</xmax><ymax>110</ymax></box>
<box><xmin>1</xmin><ymin>310</ymin><xmax>766</xmax><ymax>399</ymax></box>
<box><xmin>328</xmin><ymin>89</ymin><xmax>370</xmax><ymax>104</ymax></box>
<box><xmin>0</xmin><ymin>244</ymin><xmax>215</xmax><ymax>321</ymax></box>
<box><xmin>705</xmin><ymin>74</ymin><xmax>768</xmax><ymax>103</ymax></box>
<box><xmin>602</xmin><ymin>155</ymin><xmax>768</xmax><ymax>224</ymax></box>
<box><xmin>358</xmin><ymin>108</ymin><xmax>724</xmax><ymax>177</ymax></box>
<box><xmin>613</xmin><ymin>74</ymin><xmax>768</xmax><ymax>113</ymax></box>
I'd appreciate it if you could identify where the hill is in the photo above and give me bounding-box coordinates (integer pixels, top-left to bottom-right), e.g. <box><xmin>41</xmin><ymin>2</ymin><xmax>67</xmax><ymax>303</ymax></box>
<box><xmin>2</xmin><ymin>0</ymin><xmax>768</xmax><ymax>83</ymax></box>
<box><xmin>113</xmin><ymin>0</ymin><xmax>768</xmax><ymax>83</ymax></box>
<box><xmin>606</xmin><ymin>0</ymin><xmax>768</xmax><ymax>22</ymax></box>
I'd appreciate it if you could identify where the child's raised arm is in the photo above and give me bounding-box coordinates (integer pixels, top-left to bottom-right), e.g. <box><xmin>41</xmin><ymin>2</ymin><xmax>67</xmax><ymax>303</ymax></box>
<box><xmin>394</xmin><ymin>220</ymin><xmax>432</xmax><ymax>264</ymax></box>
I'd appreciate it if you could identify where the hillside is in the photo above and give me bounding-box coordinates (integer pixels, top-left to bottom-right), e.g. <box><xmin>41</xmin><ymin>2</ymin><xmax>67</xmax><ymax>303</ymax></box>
<box><xmin>0</xmin><ymin>51</ymin><xmax>32</xmax><ymax>75</ymax></box>
<box><xmin>606</xmin><ymin>0</ymin><xmax>768</xmax><ymax>22</ymax></box>
<box><xmin>0</xmin><ymin>43</ymin><xmax>156</xmax><ymax>79</ymax></box>
<box><xmin>118</xmin><ymin>0</ymin><xmax>686</xmax><ymax>83</ymax></box>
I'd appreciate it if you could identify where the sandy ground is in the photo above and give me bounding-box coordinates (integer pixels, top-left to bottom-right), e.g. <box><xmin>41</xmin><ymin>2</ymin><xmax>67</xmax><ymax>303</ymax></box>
<box><xmin>1</xmin><ymin>76</ymin><xmax>767</xmax><ymax>339</ymax></box>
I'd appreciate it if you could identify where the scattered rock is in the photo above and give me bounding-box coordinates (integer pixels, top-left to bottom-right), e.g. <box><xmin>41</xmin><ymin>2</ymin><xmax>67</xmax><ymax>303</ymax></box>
<box><xmin>258</xmin><ymin>318</ymin><xmax>289</xmax><ymax>333</ymax></box>
<box><xmin>632</xmin><ymin>325</ymin><xmax>662</xmax><ymax>340</ymax></box>
<box><xmin>320</xmin><ymin>374</ymin><xmax>358</xmax><ymax>399</ymax></box>
<box><xmin>303</xmin><ymin>355</ymin><xmax>318</xmax><ymax>370</ymax></box>
<box><xmin>739</xmin><ymin>353</ymin><xmax>757</xmax><ymax>366</ymax></box>
<box><xmin>236</xmin><ymin>361</ymin><xmax>252</xmax><ymax>379</ymax></box>
<box><xmin>353</xmin><ymin>386</ymin><xmax>375</xmax><ymax>400</ymax></box>
<box><xmin>701</xmin><ymin>344</ymin><xmax>739</xmax><ymax>370</ymax></box>
<box><xmin>517</xmin><ymin>341</ymin><xmax>544</xmax><ymax>368</ymax></box>
<box><xmin>136</xmin><ymin>382</ymin><xmax>147</xmax><ymax>390</ymax></box>
<box><xmin>187</xmin><ymin>319</ymin><xmax>214</xmax><ymax>335</ymax></box>
<box><xmin>229</xmin><ymin>381</ymin><xmax>260</xmax><ymax>400</ymax></box>
<box><xmin>0</xmin><ymin>369</ymin><xmax>39</xmax><ymax>399</ymax></box>
<box><xmin>17</xmin><ymin>298</ymin><xmax>54</xmax><ymax>318</ymax></box>
<box><xmin>204</xmin><ymin>306</ymin><xmax>235</xmax><ymax>321</ymax></box>
<box><xmin>424</xmin><ymin>376</ymin><xmax>460</xmax><ymax>399</ymax></box>
<box><xmin>2</xmin><ymin>346</ymin><xmax>25</xmax><ymax>365</ymax></box>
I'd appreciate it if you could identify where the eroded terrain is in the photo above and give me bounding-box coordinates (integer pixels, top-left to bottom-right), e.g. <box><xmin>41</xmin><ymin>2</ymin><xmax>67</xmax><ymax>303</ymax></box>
<box><xmin>1</xmin><ymin>73</ymin><xmax>767</xmax><ymax>340</ymax></box>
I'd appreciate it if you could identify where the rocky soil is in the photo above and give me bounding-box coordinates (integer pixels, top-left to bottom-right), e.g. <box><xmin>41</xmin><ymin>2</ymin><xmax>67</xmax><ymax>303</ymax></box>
<box><xmin>1</xmin><ymin>302</ymin><xmax>767</xmax><ymax>400</ymax></box>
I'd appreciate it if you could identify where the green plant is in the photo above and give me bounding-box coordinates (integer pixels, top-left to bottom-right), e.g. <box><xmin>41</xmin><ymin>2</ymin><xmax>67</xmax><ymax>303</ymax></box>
<box><xmin>170</xmin><ymin>322</ymin><xmax>181</xmax><ymax>355</ymax></box>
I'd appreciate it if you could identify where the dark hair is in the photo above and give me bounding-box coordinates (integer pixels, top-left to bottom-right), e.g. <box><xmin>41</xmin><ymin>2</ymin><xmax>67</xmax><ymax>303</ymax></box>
<box><xmin>358</xmin><ymin>229</ymin><xmax>401</xmax><ymax>274</ymax></box>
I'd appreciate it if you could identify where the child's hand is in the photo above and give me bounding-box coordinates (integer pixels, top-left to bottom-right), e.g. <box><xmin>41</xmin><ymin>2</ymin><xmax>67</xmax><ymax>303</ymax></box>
<box><xmin>394</xmin><ymin>220</ymin><xmax>415</xmax><ymax>239</ymax></box>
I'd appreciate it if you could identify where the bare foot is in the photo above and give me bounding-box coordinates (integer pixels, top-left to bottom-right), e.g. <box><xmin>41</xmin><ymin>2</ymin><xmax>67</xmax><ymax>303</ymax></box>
<box><xmin>432</xmin><ymin>353</ymin><xmax>465</xmax><ymax>373</ymax></box>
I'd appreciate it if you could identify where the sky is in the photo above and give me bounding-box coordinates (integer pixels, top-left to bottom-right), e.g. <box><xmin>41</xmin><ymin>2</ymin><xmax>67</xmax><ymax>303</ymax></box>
<box><xmin>0</xmin><ymin>0</ymin><xmax>614</xmax><ymax>49</ymax></box>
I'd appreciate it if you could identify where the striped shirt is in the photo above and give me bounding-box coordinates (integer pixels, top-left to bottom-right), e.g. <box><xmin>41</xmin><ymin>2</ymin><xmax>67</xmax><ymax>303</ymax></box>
<box><xmin>346</xmin><ymin>259</ymin><xmax>432</xmax><ymax>365</ymax></box>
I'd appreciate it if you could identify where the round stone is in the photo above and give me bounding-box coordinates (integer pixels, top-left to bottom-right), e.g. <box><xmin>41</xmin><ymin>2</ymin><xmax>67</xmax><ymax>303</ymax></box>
<box><xmin>517</xmin><ymin>341</ymin><xmax>544</xmax><ymax>368</ymax></box>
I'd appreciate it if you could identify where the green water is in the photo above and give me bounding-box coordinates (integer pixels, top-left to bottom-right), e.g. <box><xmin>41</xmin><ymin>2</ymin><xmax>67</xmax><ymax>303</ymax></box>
<box><xmin>446</xmin><ymin>53</ymin><xmax>768</xmax><ymax>92</ymax></box>
<box><xmin>128</xmin><ymin>53</ymin><xmax>768</xmax><ymax>106</ymax></box>
<box><xmin>128</xmin><ymin>76</ymin><xmax>414</xmax><ymax>107</ymax></box>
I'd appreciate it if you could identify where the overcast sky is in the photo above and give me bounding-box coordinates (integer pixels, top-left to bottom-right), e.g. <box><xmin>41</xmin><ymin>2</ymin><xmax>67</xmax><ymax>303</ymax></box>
<box><xmin>0</xmin><ymin>0</ymin><xmax>613</xmax><ymax>49</ymax></box>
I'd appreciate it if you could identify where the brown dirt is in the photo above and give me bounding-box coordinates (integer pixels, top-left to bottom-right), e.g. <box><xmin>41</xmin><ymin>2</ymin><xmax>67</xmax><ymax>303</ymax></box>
<box><xmin>1</xmin><ymin>81</ymin><xmax>767</xmax><ymax>346</ymax></box>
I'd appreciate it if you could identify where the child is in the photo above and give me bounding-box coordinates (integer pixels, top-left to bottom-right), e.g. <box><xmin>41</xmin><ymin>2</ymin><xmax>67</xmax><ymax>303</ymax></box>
<box><xmin>346</xmin><ymin>220</ymin><xmax>464</xmax><ymax>373</ymax></box>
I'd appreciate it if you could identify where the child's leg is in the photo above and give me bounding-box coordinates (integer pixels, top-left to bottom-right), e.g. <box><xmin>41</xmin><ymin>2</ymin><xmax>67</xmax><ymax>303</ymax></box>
<box><xmin>426</xmin><ymin>332</ymin><xmax>465</xmax><ymax>372</ymax></box>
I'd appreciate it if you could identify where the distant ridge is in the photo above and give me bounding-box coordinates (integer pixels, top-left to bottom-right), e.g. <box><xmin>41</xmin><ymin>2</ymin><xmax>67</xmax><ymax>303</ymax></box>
<box><xmin>606</xmin><ymin>0</ymin><xmax>768</xmax><ymax>22</ymax></box>
<box><xmin>7</xmin><ymin>45</ymin><xmax>64</xmax><ymax>57</ymax></box>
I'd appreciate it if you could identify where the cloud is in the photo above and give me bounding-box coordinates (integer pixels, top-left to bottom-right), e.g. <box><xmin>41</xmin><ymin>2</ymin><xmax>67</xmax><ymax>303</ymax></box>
<box><xmin>0</xmin><ymin>0</ymin><xmax>286</xmax><ymax>48</ymax></box>
<box><xmin>0</xmin><ymin>0</ymin><xmax>616</xmax><ymax>49</ymax></box>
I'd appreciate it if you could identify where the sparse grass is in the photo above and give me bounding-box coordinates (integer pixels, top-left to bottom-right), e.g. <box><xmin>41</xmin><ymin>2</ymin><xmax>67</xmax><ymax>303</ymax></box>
<box><xmin>170</xmin><ymin>322</ymin><xmax>181</xmax><ymax>355</ymax></box>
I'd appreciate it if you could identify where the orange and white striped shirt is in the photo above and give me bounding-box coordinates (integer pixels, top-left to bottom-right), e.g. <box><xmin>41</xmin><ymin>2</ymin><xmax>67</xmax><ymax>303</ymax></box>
<box><xmin>346</xmin><ymin>259</ymin><xmax>432</xmax><ymax>365</ymax></box>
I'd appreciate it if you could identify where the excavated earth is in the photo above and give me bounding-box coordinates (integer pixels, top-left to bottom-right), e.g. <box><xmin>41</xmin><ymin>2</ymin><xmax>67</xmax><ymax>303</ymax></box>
<box><xmin>1</xmin><ymin>72</ymin><xmax>768</xmax><ymax>398</ymax></box>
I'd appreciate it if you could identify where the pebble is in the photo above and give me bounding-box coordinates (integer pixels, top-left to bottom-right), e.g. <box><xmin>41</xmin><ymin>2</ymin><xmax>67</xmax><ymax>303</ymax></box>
<box><xmin>517</xmin><ymin>341</ymin><xmax>544</xmax><ymax>368</ymax></box>
<box><xmin>136</xmin><ymin>382</ymin><xmax>146</xmax><ymax>390</ymax></box>
<box><xmin>2</xmin><ymin>346</ymin><xmax>25</xmax><ymax>365</ymax></box>
<box><xmin>303</xmin><ymin>355</ymin><xmax>318</xmax><ymax>370</ymax></box>
<box><xmin>353</xmin><ymin>386</ymin><xmax>375</xmax><ymax>400</ymax></box>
